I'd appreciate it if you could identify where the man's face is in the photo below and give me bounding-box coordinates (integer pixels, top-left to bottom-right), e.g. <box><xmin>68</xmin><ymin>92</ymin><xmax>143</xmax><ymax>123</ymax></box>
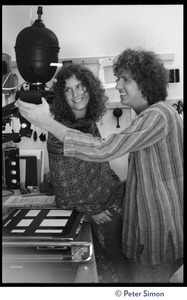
<box><xmin>115</xmin><ymin>70</ymin><xmax>148</xmax><ymax>114</ymax></box>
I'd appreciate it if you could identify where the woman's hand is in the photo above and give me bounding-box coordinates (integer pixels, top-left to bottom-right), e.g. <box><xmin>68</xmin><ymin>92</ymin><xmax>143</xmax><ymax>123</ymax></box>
<box><xmin>15</xmin><ymin>97</ymin><xmax>52</xmax><ymax>130</ymax></box>
<box><xmin>91</xmin><ymin>210</ymin><xmax>113</xmax><ymax>225</ymax></box>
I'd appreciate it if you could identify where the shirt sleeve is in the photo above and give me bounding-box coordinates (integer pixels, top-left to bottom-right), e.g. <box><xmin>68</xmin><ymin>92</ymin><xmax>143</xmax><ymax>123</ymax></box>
<box><xmin>64</xmin><ymin>108</ymin><xmax>168</xmax><ymax>162</ymax></box>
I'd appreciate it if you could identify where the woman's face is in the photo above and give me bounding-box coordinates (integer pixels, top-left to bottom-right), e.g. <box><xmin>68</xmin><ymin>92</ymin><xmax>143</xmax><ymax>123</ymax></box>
<box><xmin>64</xmin><ymin>75</ymin><xmax>90</xmax><ymax>119</ymax></box>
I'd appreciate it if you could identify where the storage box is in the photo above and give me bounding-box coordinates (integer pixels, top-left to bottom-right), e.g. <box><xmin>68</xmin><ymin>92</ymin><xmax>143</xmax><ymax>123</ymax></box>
<box><xmin>2</xmin><ymin>208</ymin><xmax>93</xmax><ymax>283</ymax></box>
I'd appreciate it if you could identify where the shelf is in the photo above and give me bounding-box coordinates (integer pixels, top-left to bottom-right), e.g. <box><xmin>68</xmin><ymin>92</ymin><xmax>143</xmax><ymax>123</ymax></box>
<box><xmin>158</xmin><ymin>53</ymin><xmax>175</xmax><ymax>61</ymax></box>
<box><xmin>106</xmin><ymin>99</ymin><xmax>183</xmax><ymax>110</ymax></box>
<box><xmin>11</xmin><ymin>53</ymin><xmax>175</xmax><ymax>69</ymax></box>
<box><xmin>103</xmin><ymin>83</ymin><xmax>116</xmax><ymax>89</ymax></box>
<box><xmin>106</xmin><ymin>102</ymin><xmax>130</xmax><ymax>109</ymax></box>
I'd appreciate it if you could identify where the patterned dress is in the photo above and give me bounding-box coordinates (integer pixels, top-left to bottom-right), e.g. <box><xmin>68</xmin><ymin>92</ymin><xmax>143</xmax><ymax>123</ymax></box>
<box><xmin>47</xmin><ymin>118</ymin><xmax>129</xmax><ymax>282</ymax></box>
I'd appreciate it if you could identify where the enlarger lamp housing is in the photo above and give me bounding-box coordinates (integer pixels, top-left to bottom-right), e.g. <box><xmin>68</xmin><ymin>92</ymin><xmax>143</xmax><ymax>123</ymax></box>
<box><xmin>14</xmin><ymin>18</ymin><xmax>60</xmax><ymax>84</ymax></box>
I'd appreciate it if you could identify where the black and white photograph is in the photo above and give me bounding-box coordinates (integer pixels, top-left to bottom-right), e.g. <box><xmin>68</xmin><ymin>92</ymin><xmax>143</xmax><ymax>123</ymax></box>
<box><xmin>2</xmin><ymin>4</ymin><xmax>184</xmax><ymax>299</ymax></box>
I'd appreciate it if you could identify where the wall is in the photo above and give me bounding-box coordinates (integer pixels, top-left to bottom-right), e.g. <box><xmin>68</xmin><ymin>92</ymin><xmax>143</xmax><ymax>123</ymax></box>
<box><xmin>2</xmin><ymin>5</ymin><xmax>183</xmax><ymax>182</ymax></box>
<box><xmin>3</xmin><ymin>5</ymin><xmax>183</xmax><ymax>98</ymax></box>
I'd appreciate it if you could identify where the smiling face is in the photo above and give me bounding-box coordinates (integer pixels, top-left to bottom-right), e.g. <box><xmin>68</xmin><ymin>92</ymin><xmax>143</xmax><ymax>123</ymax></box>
<box><xmin>115</xmin><ymin>70</ymin><xmax>149</xmax><ymax>114</ymax></box>
<box><xmin>64</xmin><ymin>75</ymin><xmax>90</xmax><ymax>119</ymax></box>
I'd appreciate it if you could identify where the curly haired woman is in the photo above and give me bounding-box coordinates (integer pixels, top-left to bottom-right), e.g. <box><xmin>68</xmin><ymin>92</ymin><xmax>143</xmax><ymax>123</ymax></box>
<box><xmin>47</xmin><ymin>63</ymin><xmax>130</xmax><ymax>283</ymax></box>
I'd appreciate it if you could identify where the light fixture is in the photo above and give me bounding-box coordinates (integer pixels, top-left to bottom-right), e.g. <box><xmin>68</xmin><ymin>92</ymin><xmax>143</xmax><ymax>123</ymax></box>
<box><xmin>113</xmin><ymin>108</ymin><xmax>123</xmax><ymax>128</ymax></box>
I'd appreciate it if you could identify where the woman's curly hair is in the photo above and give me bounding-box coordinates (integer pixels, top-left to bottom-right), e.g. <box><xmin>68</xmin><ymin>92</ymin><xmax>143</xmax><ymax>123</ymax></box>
<box><xmin>113</xmin><ymin>48</ymin><xmax>169</xmax><ymax>105</ymax></box>
<box><xmin>51</xmin><ymin>64</ymin><xmax>108</xmax><ymax>123</ymax></box>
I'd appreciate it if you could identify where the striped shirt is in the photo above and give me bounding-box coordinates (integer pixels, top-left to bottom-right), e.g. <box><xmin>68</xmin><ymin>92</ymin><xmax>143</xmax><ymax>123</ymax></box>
<box><xmin>64</xmin><ymin>102</ymin><xmax>183</xmax><ymax>265</ymax></box>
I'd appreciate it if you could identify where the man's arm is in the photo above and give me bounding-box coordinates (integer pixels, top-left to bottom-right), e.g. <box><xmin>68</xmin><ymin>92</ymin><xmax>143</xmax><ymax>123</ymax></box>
<box><xmin>16</xmin><ymin>98</ymin><xmax>167</xmax><ymax>164</ymax></box>
<box><xmin>15</xmin><ymin>98</ymin><xmax>68</xmax><ymax>141</ymax></box>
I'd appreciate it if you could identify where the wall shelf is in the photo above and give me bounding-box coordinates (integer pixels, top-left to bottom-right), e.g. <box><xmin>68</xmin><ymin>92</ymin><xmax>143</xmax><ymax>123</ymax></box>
<box><xmin>106</xmin><ymin>102</ymin><xmax>130</xmax><ymax>110</ymax></box>
<box><xmin>105</xmin><ymin>99</ymin><xmax>183</xmax><ymax>111</ymax></box>
<box><xmin>103</xmin><ymin>83</ymin><xmax>116</xmax><ymax>89</ymax></box>
<box><xmin>11</xmin><ymin>53</ymin><xmax>175</xmax><ymax>68</ymax></box>
<box><xmin>158</xmin><ymin>53</ymin><xmax>175</xmax><ymax>61</ymax></box>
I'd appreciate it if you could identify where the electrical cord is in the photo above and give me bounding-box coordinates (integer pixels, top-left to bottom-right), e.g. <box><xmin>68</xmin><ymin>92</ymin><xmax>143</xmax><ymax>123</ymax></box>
<box><xmin>2</xmin><ymin>72</ymin><xmax>11</xmax><ymax>87</ymax></box>
<box><xmin>2</xmin><ymin>177</ymin><xmax>15</xmax><ymax>197</ymax></box>
<box><xmin>2</xmin><ymin>81</ymin><xmax>26</xmax><ymax>91</ymax></box>
<box><xmin>30</xmin><ymin>5</ymin><xmax>36</xmax><ymax>25</ymax></box>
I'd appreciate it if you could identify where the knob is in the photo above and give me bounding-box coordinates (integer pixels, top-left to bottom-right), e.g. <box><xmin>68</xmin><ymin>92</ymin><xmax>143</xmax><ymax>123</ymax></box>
<box><xmin>11</xmin><ymin>179</ymin><xmax>17</xmax><ymax>184</ymax></box>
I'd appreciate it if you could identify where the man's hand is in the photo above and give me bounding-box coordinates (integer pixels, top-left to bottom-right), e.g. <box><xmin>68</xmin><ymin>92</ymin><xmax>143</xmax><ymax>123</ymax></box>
<box><xmin>15</xmin><ymin>97</ymin><xmax>52</xmax><ymax>130</ymax></box>
<box><xmin>91</xmin><ymin>210</ymin><xmax>113</xmax><ymax>225</ymax></box>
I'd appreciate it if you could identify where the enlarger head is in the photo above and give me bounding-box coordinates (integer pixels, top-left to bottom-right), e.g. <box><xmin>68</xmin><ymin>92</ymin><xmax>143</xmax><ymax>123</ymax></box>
<box><xmin>3</xmin><ymin>6</ymin><xmax>60</xmax><ymax>143</ymax></box>
<box><xmin>14</xmin><ymin>6</ymin><xmax>60</xmax><ymax>85</ymax></box>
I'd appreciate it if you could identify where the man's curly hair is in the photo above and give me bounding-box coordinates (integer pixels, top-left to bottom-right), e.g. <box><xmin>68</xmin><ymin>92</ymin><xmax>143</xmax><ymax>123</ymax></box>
<box><xmin>51</xmin><ymin>64</ymin><xmax>108</xmax><ymax>123</ymax></box>
<box><xmin>113</xmin><ymin>48</ymin><xmax>169</xmax><ymax>105</ymax></box>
